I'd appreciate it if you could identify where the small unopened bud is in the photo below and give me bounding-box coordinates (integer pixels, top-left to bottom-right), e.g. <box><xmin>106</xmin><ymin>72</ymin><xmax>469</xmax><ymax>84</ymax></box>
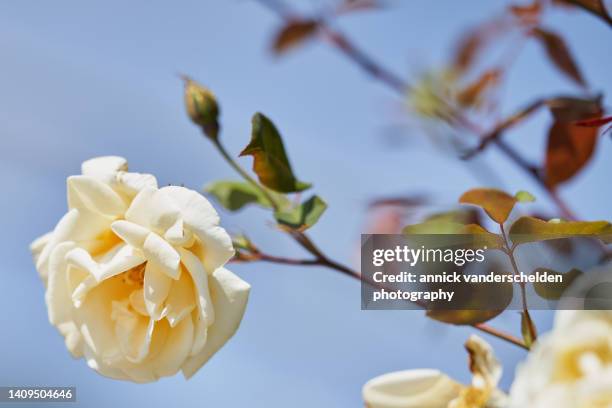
<box><xmin>183</xmin><ymin>76</ymin><xmax>220</xmax><ymax>140</ymax></box>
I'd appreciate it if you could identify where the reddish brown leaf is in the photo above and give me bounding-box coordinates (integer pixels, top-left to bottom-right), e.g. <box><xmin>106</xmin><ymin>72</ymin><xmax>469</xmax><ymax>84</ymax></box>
<box><xmin>553</xmin><ymin>0</ymin><xmax>612</xmax><ymax>27</ymax></box>
<box><xmin>532</xmin><ymin>28</ymin><xmax>586</xmax><ymax>87</ymax></box>
<box><xmin>368</xmin><ymin>195</ymin><xmax>428</xmax><ymax>209</ymax></box>
<box><xmin>452</xmin><ymin>19</ymin><xmax>509</xmax><ymax>73</ymax></box>
<box><xmin>459</xmin><ymin>188</ymin><xmax>517</xmax><ymax>224</ymax></box>
<box><xmin>457</xmin><ymin>69</ymin><xmax>502</xmax><ymax>107</ymax></box>
<box><xmin>575</xmin><ymin>115</ymin><xmax>612</xmax><ymax>127</ymax></box>
<box><xmin>272</xmin><ymin>20</ymin><xmax>319</xmax><ymax>55</ymax></box>
<box><xmin>510</xmin><ymin>2</ymin><xmax>543</xmax><ymax>25</ymax></box>
<box><xmin>544</xmin><ymin>97</ymin><xmax>603</xmax><ymax>187</ymax></box>
<box><xmin>336</xmin><ymin>0</ymin><xmax>382</xmax><ymax>15</ymax></box>
<box><xmin>453</xmin><ymin>30</ymin><xmax>483</xmax><ymax>72</ymax></box>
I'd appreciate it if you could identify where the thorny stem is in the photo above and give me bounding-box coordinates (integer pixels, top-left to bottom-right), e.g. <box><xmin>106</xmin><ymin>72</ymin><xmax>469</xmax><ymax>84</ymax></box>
<box><xmin>253</xmin><ymin>0</ymin><xmax>580</xmax><ymax>221</ymax></box>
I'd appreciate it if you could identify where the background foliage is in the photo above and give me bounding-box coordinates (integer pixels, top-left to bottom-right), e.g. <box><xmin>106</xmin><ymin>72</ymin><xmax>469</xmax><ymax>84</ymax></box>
<box><xmin>1</xmin><ymin>0</ymin><xmax>610</xmax><ymax>407</ymax></box>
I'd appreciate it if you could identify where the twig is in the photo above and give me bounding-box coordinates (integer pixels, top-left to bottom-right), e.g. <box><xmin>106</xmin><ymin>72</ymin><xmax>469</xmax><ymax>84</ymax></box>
<box><xmin>209</xmin><ymin>133</ymin><xmax>527</xmax><ymax>349</ymax></box>
<box><xmin>320</xmin><ymin>26</ymin><xmax>409</xmax><ymax>94</ymax></box>
<box><xmin>562</xmin><ymin>0</ymin><xmax>612</xmax><ymax>28</ymax></box>
<box><xmin>500</xmin><ymin>223</ymin><xmax>537</xmax><ymax>345</ymax></box>
<box><xmin>240</xmin><ymin>243</ymin><xmax>528</xmax><ymax>349</ymax></box>
<box><xmin>256</xmin><ymin>0</ymin><xmax>409</xmax><ymax>94</ymax></box>
<box><xmin>473</xmin><ymin>323</ymin><xmax>527</xmax><ymax>349</ymax></box>
<box><xmin>253</xmin><ymin>0</ymin><xmax>580</xmax><ymax>221</ymax></box>
<box><xmin>462</xmin><ymin>98</ymin><xmax>547</xmax><ymax>159</ymax></box>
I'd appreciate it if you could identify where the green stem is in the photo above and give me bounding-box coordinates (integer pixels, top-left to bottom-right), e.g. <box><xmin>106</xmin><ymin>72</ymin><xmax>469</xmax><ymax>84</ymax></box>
<box><xmin>500</xmin><ymin>223</ymin><xmax>537</xmax><ymax>345</ymax></box>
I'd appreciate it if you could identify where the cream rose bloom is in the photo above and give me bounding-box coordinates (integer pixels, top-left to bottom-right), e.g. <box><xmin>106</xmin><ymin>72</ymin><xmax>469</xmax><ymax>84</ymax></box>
<box><xmin>509</xmin><ymin>309</ymin><xmax>612</xmax><ymax>408</ymax></box>
<box><xmin>31</xmin><ymin>156</ymin><xmax>250</xmax><ymax>382</ymax></box>
<box><xmin>362</xmin><ymin>335</ymin><xmax>507</xmax><ymax>408</ymax></box>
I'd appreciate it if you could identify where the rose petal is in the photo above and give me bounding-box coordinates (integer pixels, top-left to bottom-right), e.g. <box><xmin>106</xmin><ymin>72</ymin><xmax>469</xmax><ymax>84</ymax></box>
<box><xmin>83</xmin><ymin>344</ymin><xmax>131</xmax><ymax>382</ymax></box>
<box><xmin>150</xmin><ymin>316</ymin><xmax>194</xmax><ymax>378</ymax></box>
<box><xmin>164</xmin><ymin>270</ymin><xmax>196</xmax><ymax>327</ymax></box>
<box><xmin>362</xmin><ymin>369</ymin><xmax>463</xmax><ymax>408</ymax></box>
<box><xmin>36</xmin><ymin>208</ymin><xmax>111</xmax><ymax>275</ymax></box>
<box><xmin>142</xmin><ymin>233</ymin><xmax>180</xmax><ymax>280</ymax></box>
<box><xmin>143</xmin><ymin>261</ymin><xmax>172</xmax><ymax>320</ymax></box>
<box><xmin>129</xmin><ymin>289</ymin><xmax>149</xmax><ymax>317</ymax></box>
<box><xmin>120</xmin><ymin>317</ymin><xmax>194</xmax><ymax>382</ymax></box>
<box><xmin>125</xmin><ymin>187</ymin><xmax>180</xmax><ymax>235</ymax></box>
<box><xmin>465</xmin><ymin>335</ymin><xmax>501</xmax><ymax>389</ymax></box>
<box><xmin>67</xmin><ymin>175</ymin><xmax>127</xmax><ymax>217</ymax></box>
<box><xmin>181</xmin><ymin>267</ymin><xmax>250</xmax><ymax>378</ymax></box>
<box><xmin>178</xmin><ymin>248</ymin><xmax>214</xmax><ymax>326</ymax></box>
<box><xmin>57</xmin><ymin>322</ymin><xmax>84</xmax><ymax>358</ymax></box>
<box><xmin>161</xmin><ymin>186</ymin><xmax>234</xmax><ymax>273</ymax></box>
<box><xmin>112</xmin><ymin>299</ymin><xmax>155</xmax><ymax>363</ymax></box>
<box><xmin>111</xmin><ymin>220</ymin><xmax>150</xmax><ymax>248</ymax></box>
<box><xmin>46</xmin><ymin>242</ymin><xmax>77</xmax><ymax>325</ymax></box>
<box><xmin>189</xmin><ymin>310</ymin><xmax>208</xmax><ymax>357</ymax></box>
<box><xmin>81</xmin><ymin>156</ymin><xmax>128</xmax><ymax>177</ymax></box>
<box><xmin>30</xmin><ymin>232</ymin><xmax>52</xmax><ymax>265</ymax></box>
<box><xmin>115</xmin><ymin>171</ymin><xmax>158</xmax><ymax>198</ymax></box>
<box><xmin>73</xmin><ymin>275</ymin><xmax>132</xmax><ymax>361</ymax></box>
<box><xmin>66</xmin><ymin>244</ymin><xmax>145</xmax><ymax>283</ymax></box>
<box><xmin>164</xmin><ymin>218</ymin><xmax>195</xmax><ymax>247</ymax></box>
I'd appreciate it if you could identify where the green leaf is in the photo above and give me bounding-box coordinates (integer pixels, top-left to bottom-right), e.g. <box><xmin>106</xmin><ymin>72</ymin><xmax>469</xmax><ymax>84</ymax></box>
<box><xmin>462</xmin><ymin>224</ymin><xmax>506</xmax><ymax>249</ymax></box>
<box><xmin>403</xmin><ymin>222</ymin><xmax>504</xmax><ymax>249</ymax></box>
<box><xmin>533</xmin><ymin>268</ymin><xmax>583</xmax><ymax>300</ymax></box>
<box><xmin>515</xmin><ymin>190</ymin><xmax>536</xmax><ymax>203</ymax></box>
<box><xmin>403</xmin><ymin>209</ymin><xmax>505</xmax><ymax>249</ymax></box>
<box><xmin>459</xmin><ymin>188</ymin><xmax>517</xmax><ymax>224</ymax></box>
<box><xmin>205</xmin><ymin>181</ymin><xmax>277</xmax><ymax>211</ymax></box>
<box><xmin>275</xmin><ymin>195</ymin><xmax>327</xmax><ymax>230</ymax></box>
<box><xmin>520</xmin><ymin>311</ymin><xmax>536</xmax><ymax>349</ymax></box>
<box><xmin>403</xmin><ymin>220</ymin><xmax>466</xmax><ymax>234</ymax></box>
<box><xmin>240</xmin><ymin>113</ymin><xmax>311</xmax><ymax>193</ymax></box>
<box><xmin>509</xmin><ymin>216</ymin><xmax>612</xmax><ymax>245</ymax></box>
<box><xmin>403</xmin><ymin>209</ymin><xmax>478</xmax><ymax>234</ymax></box>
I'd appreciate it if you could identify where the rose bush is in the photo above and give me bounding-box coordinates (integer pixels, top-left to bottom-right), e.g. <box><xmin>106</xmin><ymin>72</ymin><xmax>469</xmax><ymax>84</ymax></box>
<box><xmin>31</xmin><ymin>156</ymin><xmax>250</xmax><ymax>382</ymax></box>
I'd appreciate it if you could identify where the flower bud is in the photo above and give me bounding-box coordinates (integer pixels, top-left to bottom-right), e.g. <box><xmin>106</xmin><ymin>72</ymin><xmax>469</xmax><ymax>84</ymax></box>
<box><xmin>183</xmin><ymin>77</ymin><xmax>220</xmax><ymax>140</ymax></box>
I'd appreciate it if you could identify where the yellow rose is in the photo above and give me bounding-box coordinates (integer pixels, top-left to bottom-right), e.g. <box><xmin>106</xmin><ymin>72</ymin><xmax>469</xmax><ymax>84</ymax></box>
<box><xmin>509</xmin><ymin>309</ymin><xmax>612</xmax><ymax>408</ymax></box>
<box><xmin>362</xmin><ymin>335</ymin><xmax>507</xmax><ymax>408</ymax></box>
<box><xmin>31</xmin><ymin>156</ymin><xmax>250</xmax><ymax>382</ymax></box>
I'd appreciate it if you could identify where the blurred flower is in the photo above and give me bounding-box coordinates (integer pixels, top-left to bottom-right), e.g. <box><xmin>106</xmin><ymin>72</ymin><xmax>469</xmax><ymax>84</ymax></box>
<box><xmin>362</xmin><ymin>335</ymin><xmax>507</xmax><ymax>408</ymax></box>
<box><xmin>509</xmin><ymin>309</ymin><xmax>612</xmax><ymax>407</ymax></box>
<box><xmin>30</xmin><ymin>156</ymin><xmax>249</xmax><ymax>382</ymax></box>
<box><xmin>408</xmin><ymin>68</ymin><xmax>500</xmax><ymax>123</ymax></box>
<box><xmin>408</xmin><ymin>69</ymin><xmax>458</xmax><ymax>121</ymax></box>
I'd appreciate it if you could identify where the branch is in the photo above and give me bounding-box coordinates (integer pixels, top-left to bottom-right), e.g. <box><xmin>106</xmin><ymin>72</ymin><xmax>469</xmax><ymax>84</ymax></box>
<box><xmin>253</xmin><ymin>0</ymin><xmax>580</xmax><ymax>221</ymax></box>
<box><xmin>255</xmin><ymin>0</ymin><xmax>409</xmax><ymax>94</ymax></box>
<box><xmin>235</xmin><ymin>236</ymin><xmax>528</xmax><ymax>350</ymax></box>
<box><xmin>462</xmin><ymin>98</ymin><xmax>547</xmax><ymax>159</ymax></box>
<box><xmin>562</xmin><ymin>0</ymin><xmax>612</xmax><ymax>28</ymax></box>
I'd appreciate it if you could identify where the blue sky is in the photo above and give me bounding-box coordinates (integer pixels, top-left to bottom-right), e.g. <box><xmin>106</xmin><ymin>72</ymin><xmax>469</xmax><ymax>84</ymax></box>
<box><xmin>0</xmin><ymin>1</ymin><xmax>610</xmax><ymax>407</ymax></box>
